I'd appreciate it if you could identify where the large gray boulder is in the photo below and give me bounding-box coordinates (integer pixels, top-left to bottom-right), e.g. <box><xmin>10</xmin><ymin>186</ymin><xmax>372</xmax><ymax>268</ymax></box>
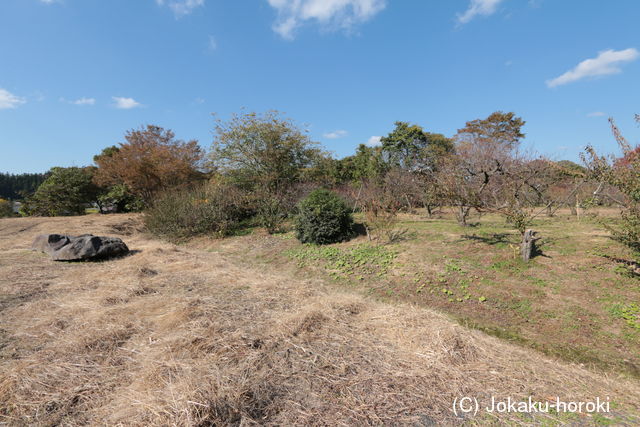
<box><xmin>31</xmin><ymin>234</ymin><xmax>129</xmax><ymax>261</ymax></box>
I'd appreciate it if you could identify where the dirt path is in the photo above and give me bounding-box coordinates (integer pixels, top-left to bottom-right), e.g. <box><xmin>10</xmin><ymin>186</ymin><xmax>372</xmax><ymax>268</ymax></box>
<box><xmin>1</xmin><ymin>214</ymin><xmax>639</xmax><ymax>425</ymax></box>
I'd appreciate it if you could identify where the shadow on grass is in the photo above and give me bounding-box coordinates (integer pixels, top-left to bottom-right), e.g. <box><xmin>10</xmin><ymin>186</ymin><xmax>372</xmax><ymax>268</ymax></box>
<box><xmin>457</xmin><ymin>316</ymin><xmax>640</xmax><ymax>379</ymax></box>
<box><xmin>461</xmin><ymin>232</ymin><xmax>512</xmax><ymax>246</ymax></box>
<box><xmin>600</xmin><ymin>254</ymin><xmax>640</xmax><ymax>278</ymax></box>
<box><xmin>532</xmin><ymin>240</ymin><xmax>552</xmax><ymax>259</ymax></box>
<box><xmin>59</xmin><ymin>249</ymin><xmax>142</xmax><ymax>263</ymax></box>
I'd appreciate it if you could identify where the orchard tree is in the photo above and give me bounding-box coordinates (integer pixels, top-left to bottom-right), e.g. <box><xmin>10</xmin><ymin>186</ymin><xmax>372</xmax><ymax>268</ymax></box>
<box><xmin>583</xmin><ymin>114</ymin><xmax>640</xmax><ymax>253</ymax></box>
<box><xmin>93</xmin><ymin>125</ymin><xmax>204</xmax><ymax>204</ymax></box>
<box><xmin>439</xmin><ymin>111</ymin><xmax>526</xmax><ymax>226</ymax></box>
<box><xmin>379</xmin><ymin>121</ymin><xmax>453</xmax><ymax>214</ymax></box>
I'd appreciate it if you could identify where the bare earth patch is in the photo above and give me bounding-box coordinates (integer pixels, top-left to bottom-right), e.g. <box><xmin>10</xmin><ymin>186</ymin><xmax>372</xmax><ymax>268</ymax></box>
<box><xmin>0</xmin><ymin>214</ymin><xmax>639</xmax><ymax>425</ymax></box>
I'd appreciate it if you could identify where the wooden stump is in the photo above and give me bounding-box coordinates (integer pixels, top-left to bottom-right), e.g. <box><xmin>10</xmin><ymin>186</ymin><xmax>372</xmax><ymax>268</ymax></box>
<box><xmin>521</xmin><ymin>229</ymin><xmax>538</xmax><ymax>262</ymax></box>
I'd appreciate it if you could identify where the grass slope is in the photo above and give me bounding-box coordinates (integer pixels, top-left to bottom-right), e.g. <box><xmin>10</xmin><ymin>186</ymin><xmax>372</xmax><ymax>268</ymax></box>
<box><xmin>0</xmin><ymin>213</ymin><xmax>638</xmax><ymax>425</ymax></box>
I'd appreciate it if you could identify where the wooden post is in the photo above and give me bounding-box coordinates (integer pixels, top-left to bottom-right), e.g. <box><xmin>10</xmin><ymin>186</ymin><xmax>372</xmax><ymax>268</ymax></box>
<box><xmin>521</xmin><ymin>229</ymin><xmax>538</xmax><ymax>262</ymax></box>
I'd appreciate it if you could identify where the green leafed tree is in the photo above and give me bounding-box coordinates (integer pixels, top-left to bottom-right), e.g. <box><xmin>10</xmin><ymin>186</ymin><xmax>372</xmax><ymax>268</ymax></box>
<box><xmin>21</xmin><ymin>167</ymin><xmax>99</xmax><ymax>216</ymax></box>
<box><xmin>380</xmin><ymin>121</ymin><xmax>453</xmax><ymax>171</ymax></box>
<box><xmin>209</xmin><ymin>110</ymin><xmax>321</xmax><ymax>191</ymax></box>
<box><xmin>209</xmin><ymin>111</ymin><xmax>323</xmax><ymax>233</ymax></box>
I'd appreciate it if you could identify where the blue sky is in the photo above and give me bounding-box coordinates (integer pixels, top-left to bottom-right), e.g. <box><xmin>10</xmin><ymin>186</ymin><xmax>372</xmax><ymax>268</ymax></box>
<box><xmin>1</xmin><ymin>0</ymin><xmax>639</xmax><ymax>173</ymax></box>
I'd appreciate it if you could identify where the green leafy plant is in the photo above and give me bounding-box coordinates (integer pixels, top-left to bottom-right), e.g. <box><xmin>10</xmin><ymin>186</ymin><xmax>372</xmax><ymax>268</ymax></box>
<box><xmin>286</xmin><ymin>243</ymin><xmax>395</xmax><ymax>278</ymax></box>
<box><xmin>294</xmin><ymin>189</ymin><xmax>354</xmax><ymax>244</ymax></box>
<box><xmin>609</xmin><ymin>303</ymin><xmax>640</xmax><ymax>330</ymax></box>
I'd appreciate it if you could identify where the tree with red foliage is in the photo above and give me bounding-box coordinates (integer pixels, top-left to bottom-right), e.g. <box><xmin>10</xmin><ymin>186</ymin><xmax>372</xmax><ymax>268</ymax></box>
<box><xmin>94</xmin><ymin>125</ymin><xmax>204</xmax><ymax>204</ymax></box>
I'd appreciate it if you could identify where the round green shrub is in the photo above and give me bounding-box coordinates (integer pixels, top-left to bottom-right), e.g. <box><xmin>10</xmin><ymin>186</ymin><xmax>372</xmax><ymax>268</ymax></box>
<box><xmin>295</xmin><ymin>189</ymin><xmax>354</xmax><ymax>244</ymax></box>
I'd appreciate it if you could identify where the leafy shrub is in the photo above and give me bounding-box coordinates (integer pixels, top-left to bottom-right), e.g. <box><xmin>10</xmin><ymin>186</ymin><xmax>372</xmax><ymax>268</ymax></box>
<box><xmin>0</xmin><ymin>198</ymin><xmax>14</xmax><ymax>218</ymax></box>
<box><xmin>144</xmin><ymin>182</ymin><xmax>249</xmax><ymax>241</ymax></box>
<box><xmin>20</xmin><ymin>167</ymin><xmax>98</xmax><ymax>216</ymax></box>
<box><xmin>295</xmin><ymin>189</ymin><xmax>354</xmax><ymax>244</ymax></box>
<box><xmin>97</xmin><ymin>184</ymin><xmax>144</xmax><ymax>213</ymax></box>
<box><xmin>256</xmin><ymin>194</ymin><xmax>289</xmax><ymax>234</ymax></box>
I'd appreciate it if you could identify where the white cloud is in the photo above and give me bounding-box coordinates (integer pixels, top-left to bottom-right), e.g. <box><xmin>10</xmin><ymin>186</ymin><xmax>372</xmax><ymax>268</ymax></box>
<box><xmin>157</xmin><ymin>0</ymin><xmax>204</xmax><ymax>18</ymax></box>
<box><xmin>587</xmin><ymin>111</ymin><xmax>606</xmax><ymax>117</ymax></box>
<box><xmin>112</xmin><ymin>97</ymin><xmax>142</xmax><ymax>109</ymax></box>
<box><xmin>0</xmin><ymin>88</ymin><xmax>26</xmax><ymax>110</ymax></box>
<box><xmin>366</xmin><ymin>135</ymin><xmax>381</xmax><ymax>146</ymax></box>
<box><xmin>208</xmin><ymin>35</ymin><xmax>217</xmax><ymax>51</ymax></box>
<box><xmin>267</xmin><ymin>0</ymin><xmax>386</xmax><ymax>40</ymax></box>
<box><xmin>39</xmin><ymin>0</ymin><xmax>59</xmax><ymax>4</ymax></box>
<box><xmin>71</xmin><ymin>97</ymin><xmax>96</xmax><ymax>106</ymax></box>
<box><xmin>457</xmin><ymin>0</ymin><xmax>505</xmax><ymax>25</ymax></box>
<box><xmin>323</xmin><ymin>129</ymin><xmax>348</xmax><ymax>139</ymax></box>
<box><xmin>546</xmin><ymin>48</ymin><xmax>639</xmax><ymax>88</ymax></box>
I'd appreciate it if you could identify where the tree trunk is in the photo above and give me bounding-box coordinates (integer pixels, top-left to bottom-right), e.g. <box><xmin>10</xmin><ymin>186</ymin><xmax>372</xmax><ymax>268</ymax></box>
<box><xmin>456</xmin><ymin>206</ymin><xmax>470</xmax><ymax>227</ymax></box>
<box><xmin>521</xmin><ymin>229</ymin><xmax>537</xmax><ymax>262</ymax></box>
<box><xmin>546</xmin><ymin>204</ymin><xmax>553</xmax><ymax>217</ymax></box>
<box><xmin>425</xmin><ymin>204</ymin><xmax>433</xmax><ymax>218</ymax></box>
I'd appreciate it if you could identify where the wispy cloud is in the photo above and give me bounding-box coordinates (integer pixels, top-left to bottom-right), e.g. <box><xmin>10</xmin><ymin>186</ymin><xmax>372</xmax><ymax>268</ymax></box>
<box><xmin>587</xmin><ymin>111</ymin><xmax>606</xmax><ymax>118</ymax></box>
<box><xmin>366</xmin><ymin>135</ymin><xmax>381</xmax><ymax>147</ymax></box>
<box><xmin>156</xmin><ymin>0</ymin><xmax>205</xmax><ymax>18</ymax></box>
<box><xmin>546</xmin><ymin>48</ymin><xmax>639</xmax><ymax>88</ymax></box>
<box><xmin>0</xmin><ymin>88</ymin><xmax>26</xmax><ymax>110</ymax></box>
<box><xmin>457</xmin><ymin>0</ymin><xmax>505</xmax><ymax>25</ymax></box>
<box><xmin>112</xmin><ymin>97</ymin><xmax>142</xmax><ymax>109</ymax></box>
<box><xmin>323</xmin><ymin>129</ymin><xmax>348</xmax><ymax>139</ymax></box>
<box><xmin>63</xmin><ymin>97</ymin><xmax>96</xmax><ymax>106</ymax></box>
<box><xmin>267</xmin><ymin>0</ymin><xmax>386</xmax><ymax>40</ymax></box>
<box><xmin>207</xmin><ymin>35</ymin><xmax>217</xmax><ymax>51</ymax></box>
<box><xmin>39</xmin><ymin>0</ymin><xmax>59</xmax><ymax>4</ymax></box>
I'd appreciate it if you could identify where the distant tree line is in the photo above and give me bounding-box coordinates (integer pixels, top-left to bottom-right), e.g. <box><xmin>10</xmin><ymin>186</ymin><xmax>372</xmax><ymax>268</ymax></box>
<box><xmin>0</xmin><ymin>172</ymin><xmax>49</xmax><ymax>200</ymax></box>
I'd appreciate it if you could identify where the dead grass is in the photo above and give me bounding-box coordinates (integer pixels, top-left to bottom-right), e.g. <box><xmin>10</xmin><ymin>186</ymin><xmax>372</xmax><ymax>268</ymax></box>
<box><xmin>0</xmin><ymin>213</ymin><xmax>639</xmax><ymax>425</ymax></box>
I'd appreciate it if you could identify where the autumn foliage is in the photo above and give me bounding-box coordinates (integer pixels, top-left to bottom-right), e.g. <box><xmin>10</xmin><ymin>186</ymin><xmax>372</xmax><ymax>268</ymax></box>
<box><xmin>93</xmin><ymin>125</ymin><xmax>204</xmax><ymax>204</ymax></box>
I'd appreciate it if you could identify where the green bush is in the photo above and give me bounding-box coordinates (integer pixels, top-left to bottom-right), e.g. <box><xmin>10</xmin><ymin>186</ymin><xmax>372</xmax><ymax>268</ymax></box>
<box><xmin>20</xmin><ymin>167</ymin><xmax>98</xmax><ymax>216</ymax></box>
<box><xmin>144</xmin><ymin>182</ymin><xmax>249</xmax><ymax>241</ymax></box>
<box><xmin>0</xmin><ymin>198</ymin><xmax>14</xmax><ymax>218</ymax></box>
<box><xmin>295</xmin><ymin>189</ymin><xmax>354</xmax><ymax>244</ymax></box>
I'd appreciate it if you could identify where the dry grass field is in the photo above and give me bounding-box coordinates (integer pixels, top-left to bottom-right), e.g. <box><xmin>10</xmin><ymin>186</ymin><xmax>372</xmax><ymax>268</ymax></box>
<box><xmin>1</xmin><ymin>213</ymin><xmax>639</xmax><ymax>425</ymax></box>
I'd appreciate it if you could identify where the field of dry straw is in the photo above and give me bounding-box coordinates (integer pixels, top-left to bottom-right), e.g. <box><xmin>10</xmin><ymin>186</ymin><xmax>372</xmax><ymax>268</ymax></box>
<box><xmin>1</xmin><ymin>214</ymin><xmax>639</xmax><ymax>425</ymax></box>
